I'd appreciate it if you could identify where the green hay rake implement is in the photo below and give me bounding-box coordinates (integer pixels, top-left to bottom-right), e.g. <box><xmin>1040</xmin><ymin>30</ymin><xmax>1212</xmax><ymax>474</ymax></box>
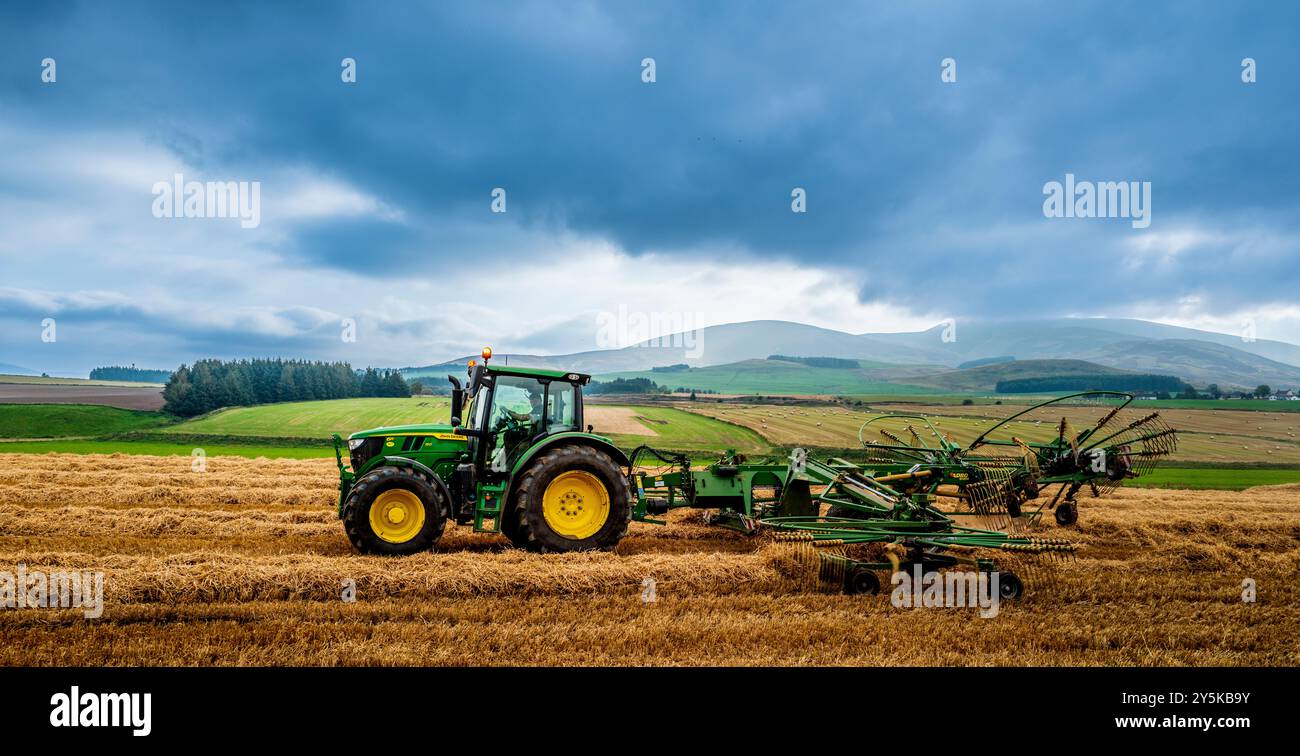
<box><xmin>630</xmin><ymin>446</ymin><xmax>1079</xmax><ymax>597</ymax></box>
<box><xmin>627</xmin><ymin>392</ymin><xmax>1176</xmax><ymax>597</ymax></box>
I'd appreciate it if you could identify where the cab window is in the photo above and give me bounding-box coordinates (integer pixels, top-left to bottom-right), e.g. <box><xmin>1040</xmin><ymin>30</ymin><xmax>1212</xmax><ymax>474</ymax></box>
<box><xmin>470</xmin><ymin>385</ymin><xmax>490</xmax><ymax>430</ymax></box>
<box><xmin>546</xmin><ymin>382</ymin><xmax>576</xmax><ymax>432</ymax></box>
<box><xmin>489</xmin><ymin>376</ymin><xmax>545</xmax><ymax>431</ymax></box>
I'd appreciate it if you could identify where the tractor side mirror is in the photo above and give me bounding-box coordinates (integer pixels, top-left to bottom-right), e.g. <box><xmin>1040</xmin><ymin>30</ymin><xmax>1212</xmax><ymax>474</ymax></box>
<box><xmin>448</xmin><ymin>375</ymin><xmax>464</xmax><ymax>427</ymax></box>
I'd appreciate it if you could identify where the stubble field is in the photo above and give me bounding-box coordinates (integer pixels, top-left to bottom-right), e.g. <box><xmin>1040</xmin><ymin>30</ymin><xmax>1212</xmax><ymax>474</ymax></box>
<box><xmin>1</xmin><ymin>452</ymin><xmax>1297</xmax><ymax>666</ymax></box>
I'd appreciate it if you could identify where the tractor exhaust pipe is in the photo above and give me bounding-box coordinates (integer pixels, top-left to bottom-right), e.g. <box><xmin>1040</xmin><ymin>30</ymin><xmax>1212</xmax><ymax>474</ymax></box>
<box><xmin>448</xmin><ymin>375</ymin><xmax>464</xmax><ymax>427</ymax></box>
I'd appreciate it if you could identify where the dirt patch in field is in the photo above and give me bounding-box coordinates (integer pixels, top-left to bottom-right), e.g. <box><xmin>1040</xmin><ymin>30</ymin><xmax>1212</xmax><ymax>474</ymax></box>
<box><xmin>586</xmin><ymin>406</ymin><xmax>657</xmax><ymax>436</ymax></box>
<box><xmin>0</xmin><ymin>384</ymin><xmax>164</xmax><ymax>410</ymax></box>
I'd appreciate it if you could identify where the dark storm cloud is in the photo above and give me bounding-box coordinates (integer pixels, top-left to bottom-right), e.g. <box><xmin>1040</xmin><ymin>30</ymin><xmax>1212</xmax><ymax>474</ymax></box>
<box><xmin>1</xmin><ymin>0</ymin><xmax>1296</xmax><ymax>328</ymax></box>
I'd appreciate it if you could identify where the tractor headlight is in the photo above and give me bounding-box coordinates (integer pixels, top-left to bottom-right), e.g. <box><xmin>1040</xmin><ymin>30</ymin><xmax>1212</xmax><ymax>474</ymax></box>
<box><xmin>348</xmin><ymin>438</ymin><xmax>366</xmax><ymax>451</ymax></box>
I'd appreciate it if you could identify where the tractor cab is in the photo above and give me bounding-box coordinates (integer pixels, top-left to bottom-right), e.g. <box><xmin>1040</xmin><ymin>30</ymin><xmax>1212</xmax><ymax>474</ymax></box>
<box><xmin>449</xmin><ymin>350</ymin><xmax>590</xmax><ymax>479</ymax></box>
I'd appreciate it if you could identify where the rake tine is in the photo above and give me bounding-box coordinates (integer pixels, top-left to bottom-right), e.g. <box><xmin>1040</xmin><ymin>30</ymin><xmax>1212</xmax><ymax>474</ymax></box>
<box><xmin>1086</xmin><ymin>412</ymin><xmax>1163</xmax><ymax>449</ymax></box>
<box><xmin>1079</xmin><ymin>404</ymin><xmax>1122</xmax><ymax>445</ymax></box>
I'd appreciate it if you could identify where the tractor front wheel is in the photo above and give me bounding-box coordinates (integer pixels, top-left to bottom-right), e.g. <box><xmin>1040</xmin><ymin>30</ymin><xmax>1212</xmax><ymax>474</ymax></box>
<box><xmin>342</xmin><ymin>466</ymin><xmax>448</xmax><ymax>555</ymax></box>
<box><xmin>509</xmin><ymin>445</ymin><xmax>632</xmax><ymax>552</ymax></box>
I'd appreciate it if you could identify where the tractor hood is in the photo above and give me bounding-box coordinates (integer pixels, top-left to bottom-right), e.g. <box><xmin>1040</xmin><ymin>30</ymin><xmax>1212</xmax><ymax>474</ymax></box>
<box><xmin>345</xmin><ymin>423</ymin><xmax>470</xmax><ymax>467</ymax></box>
<box><xmin>348</xmin><ymin>423</ymin><xmax>458</xmax><ymax>440</ymax></box>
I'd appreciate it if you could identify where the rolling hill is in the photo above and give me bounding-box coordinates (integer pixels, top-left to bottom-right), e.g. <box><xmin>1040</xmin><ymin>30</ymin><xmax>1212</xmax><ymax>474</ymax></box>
<box><xmin>907</xmin><ymin>359</ymin><xmax>1137</xmax><ymax>392</ymax></box>
<box><xmin>857</xmin><ymin>318</ymin><xmax>1300</xmax><ymax>368</ymax></box>
<box><xmin>404</xmin><ymin>318</ymin><xmax>1300</xmax><ymax>390</ymax></box>
<box><xmin>600</xmin><ymin>357</ymin><xmax>1193</xmax><ymax>395</ymax></box>
<box><xmin>598</xmin><ymin>358</ymin><xmax>937</xmax><ymax>395</ymax></box>
<box><xmin>0</xmin><ymin>363</ymin><xmax>38</xmax><ymax>376</ymax></box>
<box><xmin>1084</xmin><ymin>339</ymin><xmax>1300</xmax><ymax>387</ymax></box>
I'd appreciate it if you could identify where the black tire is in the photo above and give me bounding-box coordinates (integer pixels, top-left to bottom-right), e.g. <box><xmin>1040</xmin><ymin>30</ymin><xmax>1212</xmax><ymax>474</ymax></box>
<box><xmin>997</xmin><ymin>571</ymin><xmax>1024</xmax><ymax>600</ymax></box>
<box><xmin>510</xmin><ymin>445</ymin><xmax>632</xmax><ymax>552</ymax></box>
<box><xmin>844</xmin><ymin>568</ymin><xmax>880</xmax><ymax>596</ymax></box>
<box><xmin>1054</xmin><ymin>501</ymin><xmax>1079</xmax><ymax>526</ymax></box>
<box><xmin>499</xmin><ymin>500</ymin><xmax>520</xmax><ymax>543</ymax></box>
<box><xmin>342</xmin><ymin>465</ymin><xmax>448</xmax><ymax>555</ymax></box>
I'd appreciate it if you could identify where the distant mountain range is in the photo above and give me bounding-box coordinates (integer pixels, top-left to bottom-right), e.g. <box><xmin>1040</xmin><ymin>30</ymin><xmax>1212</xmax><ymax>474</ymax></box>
<box><xmin>402</xmin><ymin>317</ymin><xmax>1300</xmax><ymax>390</ymax></box>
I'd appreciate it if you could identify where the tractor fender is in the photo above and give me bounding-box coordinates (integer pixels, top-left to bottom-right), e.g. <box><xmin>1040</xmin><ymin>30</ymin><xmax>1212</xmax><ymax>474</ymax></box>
<box><xmin>508</xmin><ymin>433</ymin><xmax>631</xmax><ymax>479</ymax></box>
<box><xmin>351</xmin><ymin>456</ymin><xmax>454</xmax><ymax>516</ymax></box>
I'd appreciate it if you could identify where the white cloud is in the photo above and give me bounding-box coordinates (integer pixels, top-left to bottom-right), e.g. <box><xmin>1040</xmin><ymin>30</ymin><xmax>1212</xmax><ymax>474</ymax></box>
<box><xmin>1140</xmin><ymin>305</ymin><xmax>1300</xmax><ymax>345</ymax></box>
<box><xmin>273</xmin><ymin>172</ymin><xmax>403</xmax><ymax>222</ymax></box>
<box><xmin>1124</xmin><ymin>228</ymin><xmax>1224</xmax><ymax>265</ymax></box>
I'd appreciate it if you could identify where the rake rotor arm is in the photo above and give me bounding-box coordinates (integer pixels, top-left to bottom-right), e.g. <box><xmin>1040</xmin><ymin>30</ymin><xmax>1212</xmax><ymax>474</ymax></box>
<box><xmin>965</xmin><ymin>391</ymin><xmax>1134</xmax><ymax>451</ymax></box>
<box><xmin>859</xmin><ymin>414</ymin><xmax>960</xmax><ymax>453</ymax></box>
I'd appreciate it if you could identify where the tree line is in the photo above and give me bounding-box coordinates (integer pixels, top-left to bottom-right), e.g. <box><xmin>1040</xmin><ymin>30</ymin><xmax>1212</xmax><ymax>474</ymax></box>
<box><xmin>586</xmin><ymin>377</ymin><xmax>665</xmax><ymax>394</ymax></box>
<box><xmin>162</xmin><ymin>358</ymin><xmax>409</xmax><ymax>417</ymax></box>
<box><xmin>586</xmin><ymin>377</ymin><xmax>722</xmax><ymax>396</ymax></box>
<box><xmin>670</xmin><ymin>386</ymin><xmax>719</xmax><ymax>395</ymax></box>
<box><xmin>995</xmin><ymin>374</ymin><xmax>1186</xmax><ymax>394</ymax></box>
<box><xmin>89</xmin><ymin>366</ymin><xmax>172</xmax><ymax>383</ymax></box>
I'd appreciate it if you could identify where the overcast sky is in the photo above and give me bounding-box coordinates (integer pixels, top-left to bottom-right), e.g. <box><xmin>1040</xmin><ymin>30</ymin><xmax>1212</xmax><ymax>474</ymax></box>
<box><xmin>1</xmin><ymin>1</ymin><xmax>1297</xmax><ymax>375</ymax></box>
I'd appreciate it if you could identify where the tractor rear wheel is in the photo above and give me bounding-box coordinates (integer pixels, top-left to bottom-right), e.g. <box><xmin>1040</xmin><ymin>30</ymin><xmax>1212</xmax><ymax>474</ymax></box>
<box><xmin>342</xmin><ymin>465</ymin><xmax>448</xmax><ymax>555</ymax></box>
<box><xmin>509</xmin><ymin>445</ymin><xmax>631</xmax><ymax>552</ymax></box>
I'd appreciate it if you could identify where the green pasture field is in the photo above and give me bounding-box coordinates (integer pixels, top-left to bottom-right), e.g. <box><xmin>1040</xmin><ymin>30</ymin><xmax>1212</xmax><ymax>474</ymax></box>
<box><xmin>0</xmin><ymin>404</ymin><xmax>173</xmax><ymax>438</ymax></box>
<box><xmin>1126</xmin><ymin>467</ymin><xmax>1300</xmax><ymax>490</ymax></box>
<box><xmin>163</xmin><ymin>397</ymin><xmax>453</xmax><ymax>438</ymax></box>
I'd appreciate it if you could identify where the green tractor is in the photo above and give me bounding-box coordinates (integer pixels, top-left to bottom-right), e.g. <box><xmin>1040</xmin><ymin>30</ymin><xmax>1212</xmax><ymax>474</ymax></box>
<box><xmin>333</xmin><ymin>348</ymin><xmax>632</xmax><ymax>554</ymax></box>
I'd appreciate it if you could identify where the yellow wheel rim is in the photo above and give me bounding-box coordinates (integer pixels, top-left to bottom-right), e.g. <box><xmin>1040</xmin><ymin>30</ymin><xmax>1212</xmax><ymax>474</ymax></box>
<box><xmin>542</xmin><ymin>470</ymin><xmax>610</xmax><ymax>539</ymax></box>
<box><xmin>369</xmin><ymin>488</ymin><xmax>426</xmax><ymax>544</ymax></box>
